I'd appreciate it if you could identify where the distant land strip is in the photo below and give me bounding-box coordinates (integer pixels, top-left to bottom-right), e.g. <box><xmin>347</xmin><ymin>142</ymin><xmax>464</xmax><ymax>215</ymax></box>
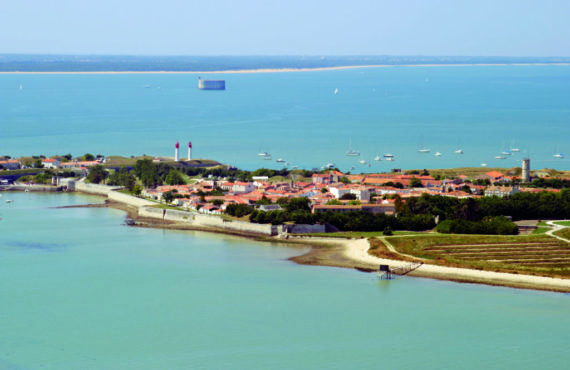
<box><xmin>1</xmin><ymin>63</ymin><xmax>570</xmax><ymax>74</ymax></box>
<box><xmin>1</xmin><ymin>55</ymin><xmax>570</xmax><ymax>72</ymax></box>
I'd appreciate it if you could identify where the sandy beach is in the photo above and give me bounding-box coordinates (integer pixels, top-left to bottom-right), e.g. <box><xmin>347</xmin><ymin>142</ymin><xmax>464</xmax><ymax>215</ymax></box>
<box><xmin>1</xmin><ymin>63</ymin><xmax>569</xmax><ymax>75</ymax></box>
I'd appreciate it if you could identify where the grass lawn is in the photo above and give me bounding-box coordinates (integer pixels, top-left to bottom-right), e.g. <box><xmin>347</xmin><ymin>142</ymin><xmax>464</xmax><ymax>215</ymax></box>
<box><xmin>554</xmin><ymin>228</ymin><xmax>570</xmax><ymax>240</ymax></box>
<box><xmin>532</xmin><ymin>227</ymin><xmax>552</xmax><ymax>235</ymax></box>
<box><xmin>553</xmin><ymin>221</ymin><xmax>570</xmax><ymax>227</ymax></box>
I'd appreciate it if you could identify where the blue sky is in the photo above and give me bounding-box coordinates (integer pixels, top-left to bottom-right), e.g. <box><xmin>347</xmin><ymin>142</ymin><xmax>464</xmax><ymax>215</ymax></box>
<box><xmin>1</xmin><ymin>0</ymin><xmax>568</xmax><ymax>56</ymax></box>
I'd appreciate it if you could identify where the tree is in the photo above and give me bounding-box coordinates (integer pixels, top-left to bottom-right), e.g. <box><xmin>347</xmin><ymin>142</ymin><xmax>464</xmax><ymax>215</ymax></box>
<box><xmin>410</xmin><ymin>177</ymin><xmax>423</xmax><ymax>188</ymax></box>
<box><xmin>383</xmin><ymin>226</ymin><xmax>393</xmax><ymax>236</ymax></box>
<box><xmin>348</xmin><ymin>200</ymin><xmax>361</xmax><ymax>205</ymax></box>
<box><xmin>34</xmin><ymin>159</ymin><xmax>44</xmax><ymax>168</ymax></box>
<box><xmin>165</xmin><ymin>169</ymin><xmax>186</xmax><ymax>185</ymax></box>
<box><xmin>326</xmin><ymin>199</ymin><xmax>343</xmax><ymax>205</ymax></box>
<box><xmin>339</xmin><ymin>177</ymin><xmax>351</xmax><ymax>184</ymax></box>
<box><xmin>83</xmin><ymin>153</ymin><xmax>95</xmax><ymax>161</ymax></box>
<box><xmin>340</xmin><ymin>193</ymin><xmax>357</xmax><ymax>200</ymax></box>
<box><xmin>162</xmin><ymin>191</ymin><xmax>175</xmax><ymax>204</ymax></box>
<box><xmin>255</xmin><ymin>196</ymin><xmax>272</xmax><ymax>205</ymax></box>
<box><xmin>86</xmin><ymin>165</ymin><xmax>108</xmax><ymax>184</ymax></box>
<box><xmin>212</xmin><ymin>199</ymin><xmax>224</xmax><ymax>206</ymax></box>
<box><xmin>321</xmin><ymin>188</ymin><xmax>328</xmax><ymax>193</ymax></box>
<box><xmin>285</xmin><ymin>197</ymin><xmax>311</xmax><ymax>212</ymax></box>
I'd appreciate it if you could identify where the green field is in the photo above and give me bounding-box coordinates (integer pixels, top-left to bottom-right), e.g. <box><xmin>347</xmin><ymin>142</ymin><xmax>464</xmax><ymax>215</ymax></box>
<box><xmin>553</xmin><ymin>221</ymin><xmax>570</xmax><ymax>227</ymax></box>
<box><xmin>385</xmin><ymin>234</ymin><xmax>570</xmax><ymax>278</ymax></box>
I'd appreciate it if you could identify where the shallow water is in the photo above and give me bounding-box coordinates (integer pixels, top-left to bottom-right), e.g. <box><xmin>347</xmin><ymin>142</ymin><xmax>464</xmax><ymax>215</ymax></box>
<box><xmin>0</xmin><ymin>192</ymin><xmax>568</xmax><ymax>369</ymax></box>
<box><xmin>1</xmin><ymin>65</ymin><xmax>569</xmax><ymax>171</ymax></box>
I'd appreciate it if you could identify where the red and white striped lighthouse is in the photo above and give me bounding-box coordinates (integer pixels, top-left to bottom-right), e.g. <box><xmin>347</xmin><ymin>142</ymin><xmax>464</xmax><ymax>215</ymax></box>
<box><xmin>174</xmin><ymin>141</ymin><xmax>180</xmax><ymax>162</ymax></box>
<box><xmin>188</xmin><ymin>141</ymin><xmax>192</xmax><ymax>161</ymax></box>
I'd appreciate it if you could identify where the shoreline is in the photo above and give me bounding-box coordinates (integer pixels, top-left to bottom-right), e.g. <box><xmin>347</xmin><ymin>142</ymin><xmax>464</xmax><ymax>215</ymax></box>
<box><xmin>1</xmin><ymin>63</ymin><xmax>569</xmax><ymax>75</ymax></box>
<box><xmin>70</xmin><ymin>193</ymin><xmax>570</xmax><ymax>294</ymax></box>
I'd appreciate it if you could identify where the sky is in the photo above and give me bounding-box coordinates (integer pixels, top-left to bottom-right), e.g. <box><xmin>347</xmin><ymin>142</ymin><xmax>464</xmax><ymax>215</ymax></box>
<box><xmin>0</xmin><ymin>0</ymin><xmax>569</xmax><ymax>56</ymax></box>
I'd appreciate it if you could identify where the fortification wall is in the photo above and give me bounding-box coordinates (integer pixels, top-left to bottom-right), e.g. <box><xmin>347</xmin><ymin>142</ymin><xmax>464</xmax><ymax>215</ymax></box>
<box><xmin>75</xmin><ymin>182</ymin><xmax>123</xmax><ymax>195</ymax></box>
<box><xmin>108</xmin><ymin>191</ymin><xmax>155</xmax><ymax>208</ymax></box>
<box><xmin>137</xmin><ymin>206</ymin><xmax>276</xmax><ymax>235</ymax></box>
<box><xmin>284</xmin><ymin>224</ymin><xmax>326</xmax><ymax>234</ymax></box>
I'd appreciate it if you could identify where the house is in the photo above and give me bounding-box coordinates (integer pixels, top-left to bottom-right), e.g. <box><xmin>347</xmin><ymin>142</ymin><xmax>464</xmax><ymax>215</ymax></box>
<box><xmin>0</xmin><ymin>159</ymin><xmax>21</xmax><ymax>170</ymax></box>
<box><xmin>350</xmin><ymin>187</ymin><xmax>370</xmax><ymax>202</ymax></box>
<box><xmin>232</xmin><ymin>182</ymin><xmax>255</xmax><ymax>194</ymax></box>
<box><xmin>485</xmin><ymin>185</ymin><xmax>520</xmax><ymax>198</ymax></box>
<box><xmin>42</xmin><ymin>158</ymin><xmax>61</xmax><ymax>169</ymax></box>
<box><xmin>257</xmin><ymin>204</ymin><xmax>283</xmax><ymax>212</ymax></box>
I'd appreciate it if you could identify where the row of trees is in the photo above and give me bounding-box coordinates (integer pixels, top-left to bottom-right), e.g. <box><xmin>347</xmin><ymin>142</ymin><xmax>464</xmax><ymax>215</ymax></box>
<box><xmin>436</xmin><ymin>216</ymin><xmax>518</xmax><ymax>235</ymax></box>
<box><xmin>398</xmin><ymin>191</ymin><xmax>570</xmax><ymax>221</ymax></box>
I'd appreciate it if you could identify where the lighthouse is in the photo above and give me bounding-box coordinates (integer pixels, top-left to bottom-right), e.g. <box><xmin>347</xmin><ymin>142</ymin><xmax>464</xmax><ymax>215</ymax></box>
<box><xmin>175</xmin><ymin>141</ymin><xmax>180</xmax><ymax>162</ymax></box>
<box><xmin>188</xmin><ymin>141</ymin><xmax>192</xmax><ymax>161</ymax></box>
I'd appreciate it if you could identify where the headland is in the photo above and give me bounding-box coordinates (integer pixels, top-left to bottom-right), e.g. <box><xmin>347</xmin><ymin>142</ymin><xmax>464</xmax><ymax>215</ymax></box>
<box><xmin>2</xmin><ymin>152</ymin><xmax>570</xmax><ymax>293</ymax></box>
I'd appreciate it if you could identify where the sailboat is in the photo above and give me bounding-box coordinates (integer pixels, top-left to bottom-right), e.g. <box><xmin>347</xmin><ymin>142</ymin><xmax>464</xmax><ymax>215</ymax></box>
<box><xmin>19</xmin><ymin>84</ymin><xmax>23</xmax><ymax>90</ymax></box>
<box><xmin>434</xmin><ymin>152</ymin><xmax>442</xmax><ymax>157</ymax></box>
<box><xmin>374</xmin><ymin>155</ymin><xmax>382</xmax><ymax>161</ymax></box>
<box><xmin>334</xmin><ymin>88</ymin><xmax>339</xmax><ymax>95</ymax></box>
<box><xmin>418</xmin><ymin>148</ymin><xmax>430</xmax><ymax>153</ymax></box>
<box><xmin>454</xmin><ymin>149</ymin><xmax>464</xmax><ymax>154</ymax></box>
<box><xmin>276</xmin><ymin>158</ymin><xmax>286</xmax><ymax>163</ymax></box>
<box><xmin>510</xmin><ymin>140</ymin><xmax>520</xmax><ymax>152</ymax></box>
<box><xmin>345</xmin><ymin>139</ymin><xmax>360</xmax><ymax>156</ymax></box>
<box><xmin>553</xmin><ymin>153</ymin><xmax>565</xmax><ymax>159</ymax></box>
<box><xmin>359</xmin><ymin>159</ymin><xmax>367</xmax><ymax>165</ymax></box>
<box><xmin>481</xmin><ymin>163</ymin><xmax>488</xmax><ymax>167</ymax></box>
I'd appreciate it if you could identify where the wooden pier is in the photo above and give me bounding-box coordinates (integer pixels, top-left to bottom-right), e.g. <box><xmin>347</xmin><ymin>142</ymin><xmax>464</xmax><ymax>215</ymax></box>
<box><xmin>378</xmin><ymin>262</ymin><xmax>423</xmax><ymax>280</ymax></box>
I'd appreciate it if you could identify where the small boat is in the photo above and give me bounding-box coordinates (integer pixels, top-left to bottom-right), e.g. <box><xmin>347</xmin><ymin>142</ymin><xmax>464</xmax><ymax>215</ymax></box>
<box><xmin>418</xmin><ymin>148</ymin><xmax>431</xmax><ymax>153</ymax></box>
<box><xmin>495</xmin><ymin>156</ymin><xmax>506</xmax><ymax>160</ymax></box>
<box><xmin>19</xmin><ymin>84</ymin><xmax>23</xmax><ymax>90</ymax></box>
<box><xmin>345</xmin><ymin>139</ymin><xmax>360</xmax><ymax>156</ymax></box>
<box><xmin>501</xmin><ymin>150</ymin><xmax>512</xmax><ymax>156</ymax></box>
<box><xmin>276</xmin><ymin>158</ymin><xmax>286</xmax><ymax>163</ymax></box>
<box><xmin>263</xmin><ymin>155</ymin><xmax>272</xmax><ymax>160</ymax></box>
<box><xmin>334</xmin><ymin>88</ymin><xmax>339</xmax><ymax>95</ymax></box>
<box><xmin>385</xmin><ymin>157</ymin><xmax>394</xmax><ymax>162</ymax></box>
<box><xmin>383</xmin><ymin>153</ymin><xmax>394</xmax><ymax>158</ymax></box>
<box><xmin>374</xmin><ymin>155</ymin><xmax>382</xmax><ymax>161</ymax></box>
<box><xmin>434</xmin><ymin>152</ymin><xmax>442</xmax><ymax>157</ymax></box>
<box><xmin>290</xmin><ymin>165</ymin><xmax>298</xmax><ymax>169</ymax></box>
<box><xmin>481</xmin><ymin>163</ymin><xmax>488</xmax><ymax>167</ymax></box>
<box><xmin>553</xmin><ymin>153</ymin><xmax>565</xmax><ymax>159</ymax></box>
<box><xmin>359</xmin><ymin>160</ymin><xmax>367</xmax><ymax>165</ymax></box>
<box><xmin>258</xmin><ymin>151</ymin><xmax>270</xmax><ymax>157</ymax></box>
<box><xmin>511</xmin><ymin>148</ymin><xmax>520</xmax><ymax>153</ymax></box>
<box><xmin>454</xmin><ymin>149</ymin><xmax>464</xmax><ymax>154</ymax></box>
<box><xmin>5</xmin><ymin>200</ymin><xmax>13</xmax><ymax>203</ymax></box>
<box><xmin>325</xmin><ymin>163</ymin><xmax>336</xmax><ymax>169</ymax></box>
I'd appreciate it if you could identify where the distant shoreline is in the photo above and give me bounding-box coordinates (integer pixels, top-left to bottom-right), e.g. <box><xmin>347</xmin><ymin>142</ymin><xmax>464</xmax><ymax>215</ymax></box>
<box><xmin>1</xmin><ymin>63</ymin><xmax>569</xmax><ymax>74</ymax></box>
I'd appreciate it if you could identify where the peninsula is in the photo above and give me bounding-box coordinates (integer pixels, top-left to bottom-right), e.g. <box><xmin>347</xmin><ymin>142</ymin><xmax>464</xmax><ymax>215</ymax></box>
<box><xmin>2</xmin><ymin>152</ymin><xmax>570</xmax><ymax>292</ymax></box>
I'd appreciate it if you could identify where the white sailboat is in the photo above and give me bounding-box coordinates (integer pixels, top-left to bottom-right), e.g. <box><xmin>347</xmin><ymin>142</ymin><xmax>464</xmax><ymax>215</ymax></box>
<box><xmin>374</xmin><ymin>155</ymin><xmax>382</xmax><ymax>161</ymax></box>
<box><xmin>359</xmin><ymin>159</ymin><xmax>367</xmax><ymax>165</ymax></box>
<box><xmin>334</xmin><ymin>88</ymin><xmax>339</xmax><ymax>95</ymax></box>
<box><xmin>481</xmin><ymin>163</ymin><xmax>488</xmax><ymax>167</ymax></box>
<box><xmin>276</xmin><ymin>158</ymin><xmax>286</xmax><ymax>163</ymax></box>
<box><xmin>454</xmin><ymin>149</ymin><xmax>464</xmax><ymax>154</ymax></box>
<box><xmin>553</xmin><ymin>153</ymin><xmax>565</xmax><ymax>159</ymax></box>
<box><xmin>345</xmin><ymin>139</ymin><xmax>360</xmax><ymax>156</ymax></box>
<box><xmin>434</xmin><ymin>152</ymin><xmax>442</xmax><ymax>157</ymax></box>
<box><xmin>19</xmin><ymin>84</ymin><xmax>23</xmax><ymax>90</ymax></box>
<box><xmin>495</xmin><ymin>155</ymin><xmax>506</xmax><ymax>160</ymax></box>
<box><xmin>418</xmin><ymin>148</ymin><xmax>431</xmax><ymax>153</ymax></box>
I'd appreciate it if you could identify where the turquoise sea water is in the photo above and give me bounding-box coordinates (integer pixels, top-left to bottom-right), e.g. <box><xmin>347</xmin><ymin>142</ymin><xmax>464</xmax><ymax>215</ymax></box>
<box><xmin>0</xmin><ymin>192</ymin><xmax>569</xmax><ymax>369</ymax></box>
<box><xmin>1</xmin><ymin>65</ymin><xmax>569</xmax><ymax>171</ymax></box>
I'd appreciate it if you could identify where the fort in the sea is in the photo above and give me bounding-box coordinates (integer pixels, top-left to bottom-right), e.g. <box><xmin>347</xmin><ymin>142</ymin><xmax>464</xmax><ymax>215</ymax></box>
<box><xmin>198</xmin><ymin>78</ymin><xmax>225</xmax><ymax>90</ymax></box>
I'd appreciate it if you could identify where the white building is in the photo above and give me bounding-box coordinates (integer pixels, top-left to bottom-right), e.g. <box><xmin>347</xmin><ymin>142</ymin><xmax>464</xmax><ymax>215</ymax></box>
<box><xmin>232</xmin><ymin>182</ymin><xmax>255</xmax><ymax>194</ymax></box>
<box><xmin>42</xmin><ymin>158</ymin><xmax>61</xmax><ymax>169</ymax></box>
